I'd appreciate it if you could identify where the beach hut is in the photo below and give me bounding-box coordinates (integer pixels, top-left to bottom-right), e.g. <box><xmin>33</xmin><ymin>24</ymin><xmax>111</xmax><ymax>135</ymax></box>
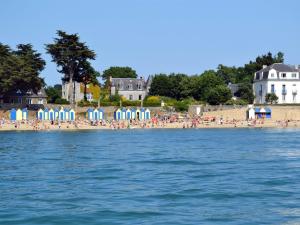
<box><xmin>247</xmin><ymin>107</ymin><xmax>255</xmax><ymax>120</ymax></box>
<box><xmin>145</xmin><ymin>108</ymin><xmax>151</xmax><ymax>120</ymax></box>
<box><xmin>44</xmin><ymin>108</ymin><xmax>49</xmax><ymax>120</ymax></box>
<box><xmin>93</xmin><ymin>108</ymin><xmax>99</xmax><ymax>121</ymax></box>
<box><xmin>265</xmin><ymin>107</ymin><xmax>272</xmax><ymax>118</ymax></box>
<box><xmin>126</xmin><ymin>108</ymin><xmax>131</xmax><ymax>120</ymax></box>
<box><xmin>140</xmin><ymin>108</ymin><xmax>145</xmax><ymax>120</ymax></box>
<box><xmin>135</xmin><ymin>108</ymin><xmax>141</xmax><ymax>120</ymax></box>
<box><xmin>64</xmin><ymin>108</ymin><xmax>70</xmax><ymax>121</ymax></box>
<box><xmin>54</xmin><ymin>108</ymin><xmax>59</xmax><ymax>120</ymax></box>
<box><xmin>122</xmin><ymin>108</ymin><xmax>126</xmax><ymax>120</ymax></box>
<box><xmin>16</xmin><ymin>109</ymin><xmax>22</xmax><ymax>121</ymax></box>
<box><xmin>131</xmin><ymin>108</ymin><xmax>136</xmax><ymax>120</ymax></box>
<box><xmin>49</xmin><ymin>108</ymin><xmax>54</xmax><ymax>120</ymax></box>
<box><xmin>37</xmin><ymin>108</ymin><xmax>44</xmax><ymax>120</ymax></box>
<box><xmin>22</xmin><ymin>108</ymin><xmax>28</xmax><ymax>120</ymax></box>
<box><xmin>59</xmin><ymin>108</ymin><xmax>65</xmax><ymax>121</ymax></box>
<box><xmin>114</xmin><ymin>108</ymin><xmax>122</xmax><ymax>120</ymax></box>
<box><xmin>98</xmin><ymin>108</ymin><xmax>104</xmax><ymax>120</ymax></box>
<box><xmin>255</xmin><ymin>107</ymin><xmax>261</xmax><ymax>118</ymax></box>
<box><xmin>10</xmin><ymin>108</ymin><xmax>17</xmax><ymax>121</ymax></box>
<box><xmin>87</xmin><ymin>108</ymin><xmax>94</xmax><ymax>120</ymax></box>
<box><xmin>69</xmin><ymin>108</ymin><xmax>75</xmax><ymax>121</ymax></box>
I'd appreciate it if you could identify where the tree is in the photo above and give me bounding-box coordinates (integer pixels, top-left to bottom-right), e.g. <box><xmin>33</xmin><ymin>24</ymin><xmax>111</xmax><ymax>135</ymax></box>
<box><xmin>0</xmin><ymin>43</ymin><xmax>45</xmax><ymax>96</ymax></box>
<box><xmin>102</xmin><ymin>66</ymin><xmax>137</xmax><ymax>86</ymax></box>
<box><xmin>77</xmin><ymin>61</ymin><xmax>100</xmax><ymax>101</ymax></box>
<box><xmin>46</xmin><ymin>30</ymin><xmax>96</xmax><ymax>105</ymax></box>
<box><xmin>193</xmin><ymin>70</ymin><xmax>224</xmax><ymax>100</ymax></box>
<box><xmin>149</xmin><ymin>74</ymin><xmax>172</xmax><ymax>97</ymax></box>
<box><xmin>265</xmin><ymin>93</ymin><xmax>278</xmax><ymax>104</ymax></box>
<box><xmin>234</xmin><ymin>83</ymin><xmax>254</xmax><ymax>103</ymax></box>
<box><xmin>206</xmin><ymin>85</ymin><xmax>232</xmax><ymax>105</ymax></box>
<box><xmin>45</xmin><ymin>86</ymin><xmax>61</xmax><ymax>103</ymax></box>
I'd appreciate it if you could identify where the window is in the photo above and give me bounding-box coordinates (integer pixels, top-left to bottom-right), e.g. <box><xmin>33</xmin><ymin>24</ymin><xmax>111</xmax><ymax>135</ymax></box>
<box><xmin>129</xmin><ymin>95</ymin><xmax>133</xmax><ymax>100</ymax></box>
<box><xmin>138</xmin><ymin>82</ymin><xmax>142</xmax><ymax>90</ymax></box>
<box><xmin>138</xmin><ymin>95</ymin><xmax>142</xmax><ymax>100</ymax></box>
<box><xmin>271</xmin><ymin>84</ymin><xmax>275</xmax><ymax>93</ymax></box>
<box><xmin>282</xmin><ymin>73</ymin><xmax>286</xmax><ymax>78</ymax></box>
<box><xmin>26</xmin><ymin>99</ymin><xmax>32</xmax><ymax>104</ymax></box>
<box><xmin>271</xmin><ymin>73</ymin><xmax>275</xmax><ymax>78</ymax></box>
<box><xmin>282</xmin><ymin>84</ymin><xmax>287</xmax><ymax>95</ymax></box>
<box><xmin>292</xmin><ymin>73</ymin><xmax>297</xmax><ymax>78</ymax></box>
<box><xmin>129</xmin><ymin>83</ymin><xmax>133</xmax><ymax>90</ymax></box>
<box><xmin>38</xmin><ymin>99</ymin><xmax>43</xmax><ymax>104</ymax></box>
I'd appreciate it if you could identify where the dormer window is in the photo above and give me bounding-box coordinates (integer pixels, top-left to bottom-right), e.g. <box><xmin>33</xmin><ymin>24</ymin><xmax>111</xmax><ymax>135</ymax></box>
<box><xmin>282</xmin><ymin>73</ymin><xmax>286</xmax><ymax>78</ymax></box>
<box><xmin>138</xmin><ymin>82</ymin><xmax>142</xmax><ymax>90</ymax></box>
<box><xmin>270</xmin><ymin>73</ymin><xmax>275</xmax><ymax>78</ymax></box>
<box><xmin>292</xmin><ymin>73</ymin><xmax>297</xmax><ymax>78</ymax></box>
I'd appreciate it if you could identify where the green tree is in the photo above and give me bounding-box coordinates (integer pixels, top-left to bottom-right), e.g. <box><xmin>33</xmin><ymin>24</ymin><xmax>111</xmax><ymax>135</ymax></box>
<box><xmin>0</xmin><ymin>43</ymin><xmax>45</xmax><ymax>96</ymax></box>
<box><xmin>265</xmin><ymin>93</ymin><xmax>278</xmax><ymax>104</ymax></box>
<box><xmin>102</xmin><ymin>66</ymin><xmax>137</xmax><ymax>86</ymax></box>
<box><xmin>45</xmin><ymin>86</ymin><xmax>61</xmax><ymax>103</ymax></box>
<box><xmin>77</xmin><ymin>61</ymin><xmax>100</xmax><ymax>101</ymax></box>
<box><xmin>206</xmin><ymin>85</ymin><xmax>232</xmax><ymax>105</ymax></box>
<box><xmin>149</xmin><ymin>74</ymin><xmax>172</xmax><ymax>97</ymax></box>
<box><xmin>234</xmin><ymin>83</ymin><xmax>254</xmax><ymax>103</ymax></box>
<box><xmin>46</xmin><ymin>30</ymin><xmax>96</xmax><ymax>105</ymax></box>
<box><xmin>194</xmin><ymin>70</ymin><xmax>224</xmax><ymax>101</ymax></box>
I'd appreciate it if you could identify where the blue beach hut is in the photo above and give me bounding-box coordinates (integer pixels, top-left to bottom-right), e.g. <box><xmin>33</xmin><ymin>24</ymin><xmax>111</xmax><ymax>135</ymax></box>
<box><xmin>145</xmin><ymin>108</ymin><xmax>151</xmax><ymax>120</ymax></box>
<box><xmin>54</xmin><ymin>108</ymin><xmax>59</xmax><ymax>120</ymax></box>
<box><xmin>37</xmin><ymin>108</ymin><xmax>44</xmax><ymax>120</ymax></box>
<box><xmin>122</xmin><ymin>108</ymin><xmax>126</xmax><ymax>120</ymax></box>
<box><xmin>131</xmin><ymin>108</ymin><xmax>136</xmax><ymax>120</ymax></box>
<box><xmin>140</xmin><ymin>108</ymin><xmax>146</xmax><ymax>120</ymax></box>
<box><xmin>93</xmin><ymin>108</ymin><xmax>99</xmax><ymax>121</ymax></box>
<box><xmin>22</xmin><ymin>108</ymin><xmax>28</xmax><ymax>120</ymax></box>
<box><xmin>49</xmin><ymin>109</ymin><xmax>54</xmax><ymax>120</ymax></box>
<box><xmin>64</xmin><ymin>108</ymin><xmax>70</xmax><ymax>121</ymax></box>
<box><xmin>10</xmin><ymin>108</ymin><xmax>17</xmax><ymax>121</ymax></box>
<box><xmin>135</xmin><ymin>108</ymin><xmax>141</xmax><ymax>120</ymax></box>
<box><xmin>59</xmin><ymin>108</ymin><xmax>65</xmax><ymax>121</ymax></box>
<box><xmin>44</xmin><ymin>108</ymin><xmax>49</xmax><ymax>120</ymax></box>
<box><xmin>114</xmin><ymin>108</ymin><xmax>122</xmax><ymax>120</ymax></box>
<box><xmin>87</xmin><ymin>108</ymin><xmax>94</xmax><ymax>120</ymax></box>
<box><xmin>265</xmin><ymin>108</ymin><xmax>272</xmax><ymax>118</ymax></box>
<box><xmin>98</xmin><ymin>108</ymin><xmax>104</xmax><ymax>120</ymax></box>
<box><xmin>126</xmin><ymin>108</ymin><xmax>131</xmax><ymax>120</ymax></box>
<box><xmin>69</xmin><ymin>109</ymin><xmax>75</xmax><ymax>121</ymax></box>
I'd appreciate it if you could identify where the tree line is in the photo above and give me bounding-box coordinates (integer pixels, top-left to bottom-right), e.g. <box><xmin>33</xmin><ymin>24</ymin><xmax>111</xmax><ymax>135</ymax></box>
<box><xmin>0</xmin><ymin>29</ymin><xmax>285</xmax><ymax>105</ymax></box>
<box><xmin>149</xmin><ymin>52</ymin><xmax>284</xmax><ymax>104</ymax></box>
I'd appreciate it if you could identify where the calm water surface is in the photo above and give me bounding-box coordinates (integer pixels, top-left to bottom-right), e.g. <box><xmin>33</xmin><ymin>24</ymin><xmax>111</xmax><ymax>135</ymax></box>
<box><xmin>1</xmin><ymin>129</ymin><xmax>300</xmax><ymax>225</ymax></box>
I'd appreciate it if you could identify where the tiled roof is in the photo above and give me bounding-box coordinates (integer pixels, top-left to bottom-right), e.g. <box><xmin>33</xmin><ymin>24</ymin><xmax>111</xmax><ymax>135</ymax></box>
<box><xmin>257</xmin><ymin>63</ymin><xmax>299</xmax><ymax>73</ymax></box>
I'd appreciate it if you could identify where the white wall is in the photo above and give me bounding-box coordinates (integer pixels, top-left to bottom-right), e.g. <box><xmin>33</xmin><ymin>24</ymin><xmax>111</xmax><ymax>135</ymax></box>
<box><xmin>254</xmin><ymin>80</ymin><xmax>300</xmax><ymax>104</ymax></box>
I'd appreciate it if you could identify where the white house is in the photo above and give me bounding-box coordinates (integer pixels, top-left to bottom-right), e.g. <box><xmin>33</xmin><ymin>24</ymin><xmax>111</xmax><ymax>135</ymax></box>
<box><xmin>253</xmin><ymin>63</ymin><xmax>300</xmax><ymax>104</ymax></box>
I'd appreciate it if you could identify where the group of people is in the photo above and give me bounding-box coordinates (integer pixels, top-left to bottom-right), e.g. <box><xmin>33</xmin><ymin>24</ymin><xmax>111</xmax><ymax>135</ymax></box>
<box><xmin>0</xmin><ymin>114</ymin><xmax>298</xmax><ymax>131</ymax></box>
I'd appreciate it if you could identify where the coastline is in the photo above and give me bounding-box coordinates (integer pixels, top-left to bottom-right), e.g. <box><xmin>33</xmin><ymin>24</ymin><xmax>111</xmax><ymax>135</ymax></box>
<box><xmin>0</xmin><ymin>121</ymin><xmax>297</xmax><ymax>132</ymax></box>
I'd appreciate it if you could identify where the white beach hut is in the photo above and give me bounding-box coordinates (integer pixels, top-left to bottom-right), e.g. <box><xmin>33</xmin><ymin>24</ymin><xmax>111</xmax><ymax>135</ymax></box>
<box><xmin>16</xmin><ymin>108</ymin><xmax>23</xmax><ymax>121</ymax></box>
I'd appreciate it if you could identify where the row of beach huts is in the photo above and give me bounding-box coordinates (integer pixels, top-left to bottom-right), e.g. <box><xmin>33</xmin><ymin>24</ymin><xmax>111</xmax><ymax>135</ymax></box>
<box><xmin>9</xmin><ymin>107</ymin><xmax>151</xmax><ymax>121</ymax></box>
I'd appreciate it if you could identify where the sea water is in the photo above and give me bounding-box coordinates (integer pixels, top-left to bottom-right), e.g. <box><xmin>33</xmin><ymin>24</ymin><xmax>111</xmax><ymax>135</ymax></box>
<box><xmin>0</xmin><ymin>129</ymin><xmax>300</xmax><ymax>224</ymax></box>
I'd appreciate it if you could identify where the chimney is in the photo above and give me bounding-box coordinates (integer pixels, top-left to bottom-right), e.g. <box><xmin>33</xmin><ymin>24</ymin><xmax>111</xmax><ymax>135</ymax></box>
<box><xmin>262</xmin><ymin>65</ymin><xmax>267</xmax><ymax>69</ymax></box>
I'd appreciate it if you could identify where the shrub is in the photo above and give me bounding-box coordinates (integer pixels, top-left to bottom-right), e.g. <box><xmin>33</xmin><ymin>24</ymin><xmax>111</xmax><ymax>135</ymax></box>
<box><xmin>54</xmin><ymin>98</ymin><xmax>69</xmax><ymax>105</ymax></box>
<box><xmin>225</xmin><ymin>99</ymin><xmax>248</xmax><ymax>105</ymax></box>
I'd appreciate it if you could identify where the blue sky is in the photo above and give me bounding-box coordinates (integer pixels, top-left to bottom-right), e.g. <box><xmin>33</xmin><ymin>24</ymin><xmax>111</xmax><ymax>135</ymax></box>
<box><xmin>1</xmin><ymin>0</ymin><xmax>300</xmax><ymax>85</ymax></box>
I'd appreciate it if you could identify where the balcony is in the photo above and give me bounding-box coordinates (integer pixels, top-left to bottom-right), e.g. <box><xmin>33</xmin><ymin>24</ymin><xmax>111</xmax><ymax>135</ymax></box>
<box><xmin>282</xmin><ymin>90</ymin><xmax>287</xmax><ymax>95</ymax></box>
